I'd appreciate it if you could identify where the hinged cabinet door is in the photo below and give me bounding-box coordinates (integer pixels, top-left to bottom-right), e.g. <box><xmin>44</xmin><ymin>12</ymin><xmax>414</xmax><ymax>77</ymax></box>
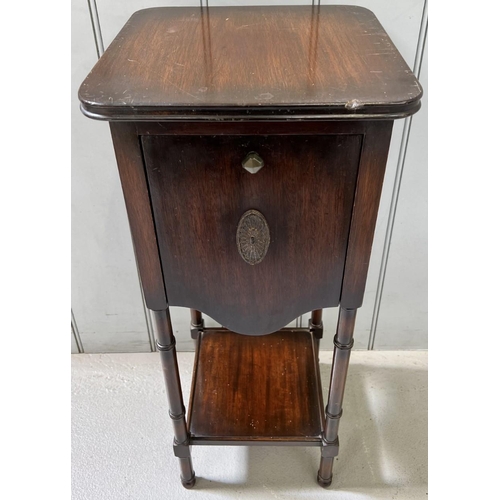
<box><xmin>142</xmin><ymin>134</ymin><xmax>361</xmax><ymax>335</ymax></box>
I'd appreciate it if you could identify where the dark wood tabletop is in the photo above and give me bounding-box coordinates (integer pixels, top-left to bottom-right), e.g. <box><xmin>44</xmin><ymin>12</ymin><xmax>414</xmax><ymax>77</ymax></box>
<box><xmin>79</xmin><ymin>5</ymin><xmax>422</xmax><ymax>120</ymax></box>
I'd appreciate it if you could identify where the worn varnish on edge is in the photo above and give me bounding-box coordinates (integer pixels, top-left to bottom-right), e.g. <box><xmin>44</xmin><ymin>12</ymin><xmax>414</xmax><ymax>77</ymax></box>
<box><xmin>79</xmin><ymin>5</ymin><xmax>422</xmax><ymax>121</ymax></box>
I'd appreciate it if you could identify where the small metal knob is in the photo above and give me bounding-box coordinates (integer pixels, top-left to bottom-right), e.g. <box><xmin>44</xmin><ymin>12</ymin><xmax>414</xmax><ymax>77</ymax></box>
<box><xmin>242</xmin><ymin>152</ymin><xmax>264</xmax><ymax>174</ymax></box>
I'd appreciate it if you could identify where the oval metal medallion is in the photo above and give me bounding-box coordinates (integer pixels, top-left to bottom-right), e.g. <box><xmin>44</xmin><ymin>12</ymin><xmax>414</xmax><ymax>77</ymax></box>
<box><xmin>236</xmin><ymin>210</ymin><xmax>270</xmax><ymax>265</ymax></box>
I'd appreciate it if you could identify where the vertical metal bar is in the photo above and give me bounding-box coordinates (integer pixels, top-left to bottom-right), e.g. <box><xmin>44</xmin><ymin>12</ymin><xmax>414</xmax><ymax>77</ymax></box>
<box><xmin>145</xmin><ymin>308</ymin><xmax>156</xmax><ymax>352</ymax></box>
<box><xmin>368</xmin><ymin>0</ymin><xmax>428</xmax><ymax>350</ymax></box>
<box><xmin>307</xmin><ymin>0</ymin><xmax>320</xmax><ymax>86</ymax></box>
<box><xmin>71</xmin><ymin>309</ymin><xmax>84</xmax><ymax>353</ymax></box>
<box><xmin>86</xmin><ymin>0</ymin><xmax>105</xmax><ymax>58</ymax></box>
<box><xmin>136</xmin><ymin>266</ymin><xmax>156</xmax><ymax>352</ymax></box>
<box><xmin>86</xmin><ymin>0</ymin><xmax>158</xmax><ymax>353</ymax></box>
<box><xmin>85</xmin><ymin>0</ymin><xmax>160</xmax><ymax>356</ymax></box>
<box><xmin>85</xmin><ymin>0</ymin><xmax>156</xmax><ymax>354</ymax></box>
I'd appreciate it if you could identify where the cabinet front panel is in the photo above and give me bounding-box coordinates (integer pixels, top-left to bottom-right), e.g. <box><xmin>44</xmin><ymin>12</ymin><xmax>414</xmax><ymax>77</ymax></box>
<box><xmin>142</xmin><ymin>134</ymin><xmax>361</xmax><ymax>335</ymax></box>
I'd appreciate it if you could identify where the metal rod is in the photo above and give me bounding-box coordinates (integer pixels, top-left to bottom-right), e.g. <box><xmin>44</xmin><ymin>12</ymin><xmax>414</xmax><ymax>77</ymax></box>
<box><xmin>86</xmin><ymin>0</ymin><xmax>105</xmax><ymax>58</ymax></box>
<box><xmin>71</xmin><ymin>309</ymin><xmax>84</xmax><ymax>353</ymax></box>
<box><xmin>368</xmin><ymin>1</ymin><xmax>428</xmax><ymax>350</ymax></box>
<box><xmin>135</xmin><ymin>265</ymin><xmax>156</xmax><ymax>352</ymax></box>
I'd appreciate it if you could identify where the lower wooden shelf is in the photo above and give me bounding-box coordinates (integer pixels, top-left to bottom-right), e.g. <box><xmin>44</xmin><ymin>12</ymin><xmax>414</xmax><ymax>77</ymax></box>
<box><xmin>187</xmin><ymin>328</ymin><xmax>325</xmax><ymax>446</ymax></box>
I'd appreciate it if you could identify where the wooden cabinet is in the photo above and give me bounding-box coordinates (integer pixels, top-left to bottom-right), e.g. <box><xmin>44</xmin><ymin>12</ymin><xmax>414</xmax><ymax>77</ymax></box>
<box><xmin>79</xmin><ymin>5</ymin><xmax>421</xmax><ymax>489</ymax></box>
<box><xmin>142</xmin><ymin>132</ymin><xmax>361</xmax><ymax>335</ymax></box>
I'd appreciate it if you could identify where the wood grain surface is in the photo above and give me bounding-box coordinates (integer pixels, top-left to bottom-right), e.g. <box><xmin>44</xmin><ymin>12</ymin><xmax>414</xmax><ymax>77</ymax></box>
<box><xmin>340</xmin><ymin>121</ymin><xmax>394</xmax><ymax>308</ymax></box>
<box><xmin>79</xmin><ymin>5</ymin><xmax>422</xmax><ymax>120</ymax></box>
<box><xmin>142</xmin><ymin>133</ymin><xmax>361</xmax><ymax>334</ymax></box>
<box><xmin>188</xmin><ymin>329</ymin><xmax>323</xmax><ymax>443</ymax></box>
<box><xmin>108</xmin><ymin>122</ymin><xmax>167</xmax><ymax>310</ymax></box>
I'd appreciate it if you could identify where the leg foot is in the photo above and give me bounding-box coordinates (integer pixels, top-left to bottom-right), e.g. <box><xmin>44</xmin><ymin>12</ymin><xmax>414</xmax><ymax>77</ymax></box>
<box><xmin>317</xmin><ymin>455</ymin><xmax>334</xmax><ymax>488</ymax></box>
<box><xmin>181</xmin><ymin>474</ymin><xmax>196</xmax><ymax>489</ymax></box>
<box><xmin>317</xmin><ymin>471</ymin><xmax>332</xmax><ymax>488</ymax></box>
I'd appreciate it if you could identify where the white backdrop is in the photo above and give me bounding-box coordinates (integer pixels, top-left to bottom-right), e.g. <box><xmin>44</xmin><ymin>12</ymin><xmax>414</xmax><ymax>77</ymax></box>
<box><xmin>72</xmin><ymin>0</ymin><xmax>428</xmax><ymax>353</ymax></box>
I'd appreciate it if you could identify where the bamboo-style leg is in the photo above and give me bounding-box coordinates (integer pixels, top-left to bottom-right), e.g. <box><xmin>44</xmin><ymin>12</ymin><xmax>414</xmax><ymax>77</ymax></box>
<box><xmin>152</xmin><ymin>309</ymin><xmax>196</xmax><ymax>489</ymax></box>
<box><xmin>317</xmin><ymin>307</ymin><xmax>356</xmax><ymax>487</ymax></box>
<box><xmin>310</xmin><ymin>309</ymin><xmax>324</xmax><ymax>340</ymax></box>
<box><xmin>310</xmin><ymin>309</ymin><xmax>323</xmax><ymax>357</ymax></box>
<box><xmin>311</xmin><ymin>309</ymin><xmax>323</xmax><ymax>326</ymax></box>
<box><xmin>190</xmin><ymin>309</ymin><xmax>204</xmax><ymax>340</ymax></box>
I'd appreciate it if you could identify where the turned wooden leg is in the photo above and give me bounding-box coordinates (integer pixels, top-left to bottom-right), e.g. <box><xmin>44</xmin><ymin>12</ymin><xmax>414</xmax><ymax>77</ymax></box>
<box><xmin>317</xmin><ymin>307</ymin><xmax>356</xmax><ymax>487</ymax></box>
<box><xmin>152</xmin><ymin>309</ymin><xmax>196</xmax><ymax>489</ymax></box>
<box><xmin>310</xmin><ymin>309</ymin><xmax>324</xmax><ymax>340</ymax></box>
<box><xmin>190</xmin><ymin>309</ymin><xmax>204</xmax><ymax>340</ymax></box>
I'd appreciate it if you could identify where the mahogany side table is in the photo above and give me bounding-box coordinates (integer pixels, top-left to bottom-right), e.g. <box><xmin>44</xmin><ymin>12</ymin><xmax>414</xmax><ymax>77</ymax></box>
<box><xmin>79</xmin><ymin>5</ymin><xmax>422</xmax><ymax>489</ymax></box>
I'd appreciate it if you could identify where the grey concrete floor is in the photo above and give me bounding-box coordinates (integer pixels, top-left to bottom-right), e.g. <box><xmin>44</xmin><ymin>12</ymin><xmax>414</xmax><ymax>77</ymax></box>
<box><xmin>72</xmin><ymin>350</ymin><xmax>427</xmax><ymax>499</ymax></box>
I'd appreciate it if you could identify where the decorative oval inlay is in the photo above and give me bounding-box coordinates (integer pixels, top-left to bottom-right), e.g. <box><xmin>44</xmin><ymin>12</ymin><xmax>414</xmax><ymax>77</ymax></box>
<box><xmin>236</xmin><ymin>210</ymin><xmax>270</xmax><ymax>265</ymax></box>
